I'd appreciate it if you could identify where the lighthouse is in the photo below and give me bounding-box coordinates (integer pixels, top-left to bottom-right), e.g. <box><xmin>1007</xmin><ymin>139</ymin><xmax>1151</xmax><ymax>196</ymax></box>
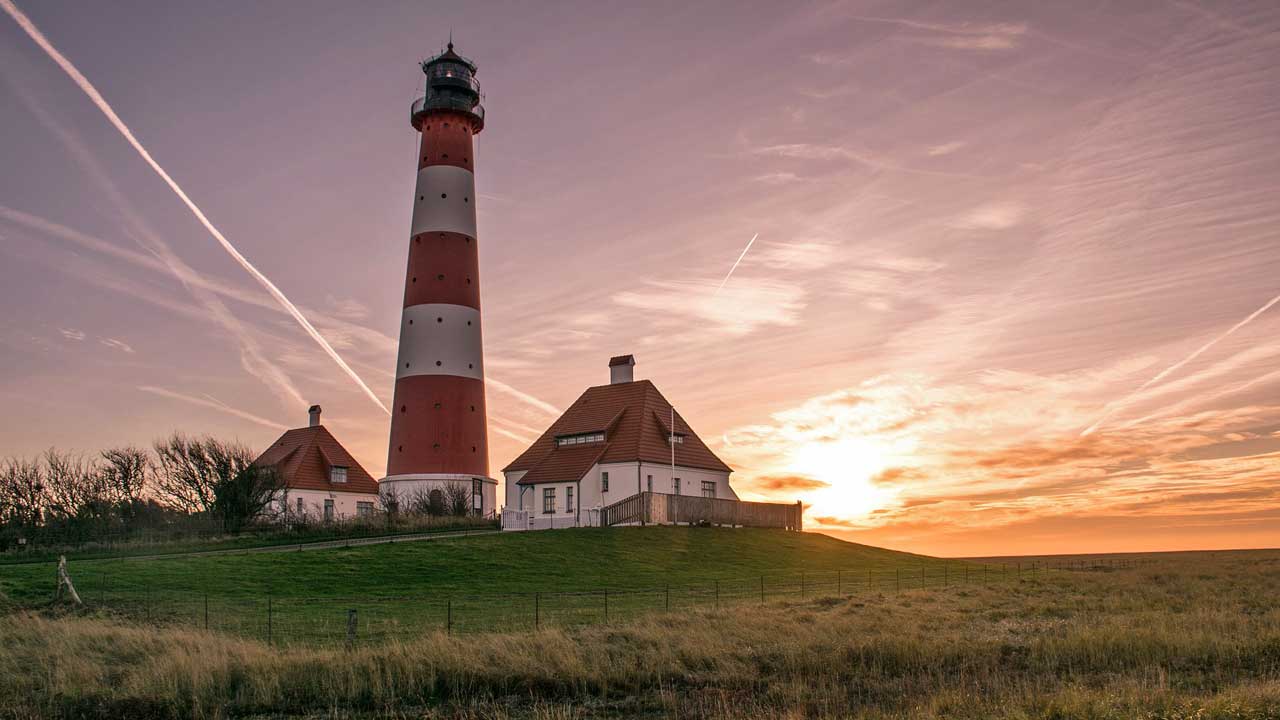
<box><xmin>380</xmin><ymin>42</ymin><xmax>496</xmax><ymax>516</ymax></box>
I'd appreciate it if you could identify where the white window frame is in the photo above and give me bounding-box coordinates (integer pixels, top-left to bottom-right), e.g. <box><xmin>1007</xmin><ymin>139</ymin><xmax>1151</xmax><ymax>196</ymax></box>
<box><xmin>323</xmin><ymin>498</ymin><xmax>335</xmax><ymax>521</ymax></box>
<box><xmin>542</xmin><ymin>487</ymin><xmax>555</xmax><ymax>514</ymax></box>
<box><xmin>356</xmin><ymin>501</ymin><xmax>373</xmax><ymax>517</ymax></box>
<box><xmin>601</xmin><ymin>471</ymin><xmax>609</xmax><ymax>493</ymax></box>
<box><xmin>330</xmin><ymin>466</ymin><xmax>348</xmax><ymax>483</ymax></box>
<box><xmin>566</xmin><ymin>486</ymin><xmax>574</xmax><ymax>513</ymax></box>
<box><xmin>674</xmin><ymin>477</ymin><xmax>681</xmax><ymax>495</ymax></box>
<box><xmin>701</xmin><ymin>480</ymin><xmax>716</xmax><ymax>498</ymax></box>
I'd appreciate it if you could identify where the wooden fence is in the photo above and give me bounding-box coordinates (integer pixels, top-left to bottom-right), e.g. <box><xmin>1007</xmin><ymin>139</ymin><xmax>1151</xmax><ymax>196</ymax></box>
<box><xmin>601</xmin><ymin>492</ymin><xmax>802</xmax><ymax>531</ymax></box>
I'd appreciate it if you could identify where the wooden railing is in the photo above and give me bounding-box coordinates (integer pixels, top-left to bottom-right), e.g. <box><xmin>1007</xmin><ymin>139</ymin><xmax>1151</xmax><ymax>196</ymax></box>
<box><xmin>600</xmin><ymin>492</ymin><xmax>802</xmax><ymax>531</ymax></box>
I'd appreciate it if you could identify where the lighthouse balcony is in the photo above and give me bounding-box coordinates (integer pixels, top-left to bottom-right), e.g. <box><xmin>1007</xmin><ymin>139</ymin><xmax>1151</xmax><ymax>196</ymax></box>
<box><xmin>411</xmin><ymin>96</ymin><xmax>485</xmax><ymax>131</ymax></box>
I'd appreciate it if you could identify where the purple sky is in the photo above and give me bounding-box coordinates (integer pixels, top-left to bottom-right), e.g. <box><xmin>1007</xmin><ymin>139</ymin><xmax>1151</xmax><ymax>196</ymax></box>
<box><xmin>3</xmin><ymin>1</ymin><xmax>1280</xmax><ymax>555</ymax></box>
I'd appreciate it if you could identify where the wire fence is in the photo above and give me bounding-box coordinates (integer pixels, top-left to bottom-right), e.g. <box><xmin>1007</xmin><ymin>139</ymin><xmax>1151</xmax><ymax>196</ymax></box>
<box><xmin>47</xmin><ymin>557</ymin><xmax>1147</xmax><ymax>647</ymax></box>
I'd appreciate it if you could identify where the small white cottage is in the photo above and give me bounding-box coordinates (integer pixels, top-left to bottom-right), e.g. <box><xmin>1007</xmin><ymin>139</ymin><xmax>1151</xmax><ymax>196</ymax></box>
<box><xmin>252</xmin><ymin>405</ymin><xmax>381</xmax><ymax>522</ymax></box>
<box><xmin>502</xmin><ymin>355</ymin><xmax>737</xmax><ymax>527</ymax></box>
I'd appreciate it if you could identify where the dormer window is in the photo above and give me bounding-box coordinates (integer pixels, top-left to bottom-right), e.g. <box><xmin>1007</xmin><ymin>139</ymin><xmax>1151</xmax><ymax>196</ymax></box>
<box><xmin>668</xmin><ymin>433</ymin><xmax>686</xmax><ymax>445</ymax></box>
<box><xmin>556</xmin><ymin>432</ymin><xmax>605</xmax><ymax>447</ymax></box>
<box><xmin>330</xmin><ymin>466</ymin><xmax>348</xmax><ymax>483</ymax></box>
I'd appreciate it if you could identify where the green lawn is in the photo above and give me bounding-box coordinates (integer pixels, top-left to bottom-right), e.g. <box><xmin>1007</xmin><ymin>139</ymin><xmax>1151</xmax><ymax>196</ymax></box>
<box><xmin>0</xmin><ymin>527</ymin><xmax>1001</xmax><ymax>643</ymax></box>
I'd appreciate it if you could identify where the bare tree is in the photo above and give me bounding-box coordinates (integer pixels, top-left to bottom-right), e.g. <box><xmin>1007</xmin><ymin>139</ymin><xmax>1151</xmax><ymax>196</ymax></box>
<box><xmin>152</xmin><ymin>434</ymin><xmax>252</xmax><ymax>513</ymax></box>
<box><xmin>213</xmin><ymin>465</ymin><xmax>283</xmax><ymax>533</ymax></box>
<box><xmin>0</xmin><ymin>457</ymin><xmax>44</xmax><ymax>527</ymax></box>
<box><xmin>377</xmin><ymin>485</ymin><xmax>401</xmax><ymax>516</ymax></box>
<box><xmin>443</xmin><ymin>481</ymin><xmax>472</xmax><ymax>517</ymax></box>
<box><xmin>41</xmin><ymin>449</ymin><xmax>101</xmax><ymax>521</ymax></box>
<box><xmin>98</xmin><ymin>447</ymin><xmax>150</xmax><ymax>505</ymax></box>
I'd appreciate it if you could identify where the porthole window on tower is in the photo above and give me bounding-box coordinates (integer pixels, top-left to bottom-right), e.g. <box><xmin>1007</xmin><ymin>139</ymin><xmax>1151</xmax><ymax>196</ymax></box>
<box><xmin>434</xmin><ymin>402</ymin><xmax>442</xmax><ymax>409</ymax></box>
<box><xmin>436</xmin><ymin>360</ymin><xmax>442</xmax><ymax>366</ymax></box>
<box><xmin>441</xmin><ymin>193</ymin><xmax>447</xmax><ymax>199</ymax></box>
<box><xmin>437</xmin><ymin>317</ymin><xmax>443</xmax><ymax>323</ymax></box>
<box><xmin>438</xmin><ymin>274</ymin><xmax>445</xmax><ymax>280</ymax></box>
<box><xmin>400</xmin><ymin>405</ymin><xmax>406</xmax><ymax>413</ymax></box>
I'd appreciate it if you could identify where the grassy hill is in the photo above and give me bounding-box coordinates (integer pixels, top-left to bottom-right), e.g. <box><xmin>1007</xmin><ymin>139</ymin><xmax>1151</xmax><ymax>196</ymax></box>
<box><xmin>0</xmin><ymin>527</ymin><xmax>971</xmax><ymax>641</ymax></box>
<box><xmin>2</xmin><ymin>550</ymin><xmax>1275</xmax><ymax>719</ymax></box>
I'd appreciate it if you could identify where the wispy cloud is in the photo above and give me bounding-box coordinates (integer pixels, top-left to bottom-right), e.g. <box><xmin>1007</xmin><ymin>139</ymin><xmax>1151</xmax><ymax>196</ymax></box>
<box><xmin>0</xmin><ymin>0</ymin><xmax>387</xmax><ymax>414</ymax></box>
<box><xmin>614</xmin><ymin>278</ymin><xmax>805</xmax><ymax>337</ymax></box>
<box><xmin>138</xmin><ymin>386</ymin><xmax>288</xmax><ymax>431</ymax></box>
<box><xmin>99</xmin><ymin>337</ymin><xmax>134</xmax><ymax>353</ymax></box>
<box><xmin>951</xmin><ymin>202</ymin><xmax>1026</xmax><ymax>230</ymax></box>
<box><xmin>927</xmin><ymin>141</ymin><xmax>966</xmax><ymax>157</ymax></box>
<box><xmin>58</xmin><ymin>328</ymin><xmax>85</xmax><ymax>341</ymax></box>
<box><xmin>487</xmin><ymin>376</ymin><xmax>561</xmax><ymax>417</ymax></box>
<box><xmin>848</xmin><ymin>16</ymin><xmax>1028</xmax><ymax>52</ymax></box>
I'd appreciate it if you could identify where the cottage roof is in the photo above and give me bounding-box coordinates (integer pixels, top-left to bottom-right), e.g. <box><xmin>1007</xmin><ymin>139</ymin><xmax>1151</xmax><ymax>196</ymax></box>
<box><xmin>504</xmin><ymin>379</ymin><xmax>731</xmax><ymax>485</ymax></box>
<box><xmin>252</xmin><ymin>425</ymin><xmax>379</xmax><ymax>495</ymax></box>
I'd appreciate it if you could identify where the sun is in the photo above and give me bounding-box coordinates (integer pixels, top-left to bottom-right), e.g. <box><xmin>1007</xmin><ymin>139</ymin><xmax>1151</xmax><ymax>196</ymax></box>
<box><xmin>785</xmin><ymin>437</ymin><xmax>901</xmax><ymax>521</ymax></box>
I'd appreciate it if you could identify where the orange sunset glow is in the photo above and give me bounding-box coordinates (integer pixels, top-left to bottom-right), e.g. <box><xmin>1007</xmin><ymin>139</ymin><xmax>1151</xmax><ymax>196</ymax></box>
<box><xmin>3</xmin><ymin>1</ymin><xmax>1279</xmax><ymax>558</ymax></box>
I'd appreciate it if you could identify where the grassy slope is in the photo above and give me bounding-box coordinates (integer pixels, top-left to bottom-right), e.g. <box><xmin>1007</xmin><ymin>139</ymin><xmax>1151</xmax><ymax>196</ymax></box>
<box><xmin>0</xmin><ymin>527</ymin><xmax>939</xmax><ymax>605</ymax></box>
<box><xmin>2</xmin><ymin>549</ymin><xmax>1276</xmax><ymax>719</ymax></box>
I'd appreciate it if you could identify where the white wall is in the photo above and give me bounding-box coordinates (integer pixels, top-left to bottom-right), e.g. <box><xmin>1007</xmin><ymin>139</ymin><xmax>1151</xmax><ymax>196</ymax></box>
<box><xmin>268</xmin><ymin>488</ymin><xmax>379</xmax><ymax>522</ymax></box>
<box><xmin>502</xmin><ymin>461</ymin><xmax>736</xmax><ymax>522</ymax></box>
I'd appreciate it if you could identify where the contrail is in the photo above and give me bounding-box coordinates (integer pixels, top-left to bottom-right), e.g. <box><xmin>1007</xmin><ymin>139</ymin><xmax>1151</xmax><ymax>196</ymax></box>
<box><xmin>714</xmin><ymin>233</ymin><xmax>760</xmax><ymax>296</ymax></box>
<box><xmin>2</xmin><ymin>0</ymin><xmax>388</xmax><ymax>415</ymax></box>
<box><xmin>1082</xmin><ymin>291</ymin><xmax>1280</xmax><ymax>435</ymax></box>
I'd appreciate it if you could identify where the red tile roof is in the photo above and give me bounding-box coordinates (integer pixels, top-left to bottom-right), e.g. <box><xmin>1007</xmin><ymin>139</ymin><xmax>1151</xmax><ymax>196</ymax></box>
<box><xmin>252</xmin><ymin>425</ymin><xmax>379</xmax><ymax>495</ymax></box>
<box><xmin>504</xmin><ymin>380</ymin><xmax>731</xmax><ymax>485</ymax></box>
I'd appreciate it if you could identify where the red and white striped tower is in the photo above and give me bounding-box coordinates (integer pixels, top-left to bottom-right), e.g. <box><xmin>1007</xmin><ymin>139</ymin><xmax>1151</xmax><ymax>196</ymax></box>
<box><xmin>381</xmin><ymin>42</ymin><xmax>495</xmax><ymax>515</ymax></box>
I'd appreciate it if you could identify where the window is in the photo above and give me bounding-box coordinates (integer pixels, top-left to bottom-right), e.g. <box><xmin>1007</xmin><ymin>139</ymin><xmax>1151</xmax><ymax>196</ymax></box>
<box><xmin>647</xmin><ymin>474</ymin><xmax>653</xmax><ymax>493</ymax></box>
<box><xmin>324</xmin><ymin>498</ymin><xmax>334</xmax><ymax>521</ymax></box>
<box><xmin>668</xmin><ymin>433</ymin><xmax>686</xmax><ymax>444</ymax></box>
<box><xmin>566</xmin><ymin>486</ymin><xmax>574</xmax><ymax>513</ymax></box>
<box><xmin>701</xmin><ymin>481</ymin><xmax>716</xmax><ymax>498</ymax></box>
<box><xmin>556</xmin><ymin>432</ymin><xmax>605</xmax><ymax>447</ymax></box>
<box><xmin>601</xmin><ymin>471</ymin><xmax>609</xmax><ymax>493</ymax></box>
<box><xmin>296</xmin><ymin>497</ymin><xmax>304</xmax><ymax>514</ymax></box>
<box><xmin>542</xmin><ymin>487</ymin><xmax>555</xmax><ymax>514</ymax></box>
<box><xmin>279</xmin><ymin>496</ymin><xmax>288</xmax><ymax>513</ymax></box>
<box><xmin>674</xmin><ymin>478</ymin><xmax>681</xmax><ymax>495</ymax></box>
<box><xmin>356</xmin><ymin>501</ymin><xmax>373</xmax><ymax>517</ymax></box>
<box><xmin>472</xmin><ymin>478</ymin><xmax>483</xmax><ymax>511</ymax></box>
<box><xmin>330</xmin><ymin>466</ymin><xmax>348</xmax><ymax>483</ymax></box>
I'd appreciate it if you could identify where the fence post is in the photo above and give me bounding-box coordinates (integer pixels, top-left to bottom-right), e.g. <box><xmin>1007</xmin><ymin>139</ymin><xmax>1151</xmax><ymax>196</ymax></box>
<box><xmin>800</xmin><ymin>572</ymin><xmax>805</xmax><ymax>599</ymax></box>
<box><xmin>944</xmin><ymin>565</ymin><xmax>948</xmax><ymax>588</ymax></box>
<box><xmin>837</xmin><ymin>570</ymin><xmax>842</xmax><ymax>596</ymax></box>
<box><xmin>204</xmin><ymin>592</ymin><xmax>209</xmax><ymax>630</ymax></box>
<box><xmin>604</xmin><ymin>589</ymin><xmax>609</xmax><ymax>622</ymax></box>
<box><xmin>146</xmin><ymin>583</ymin><xmax>151</xmax><ymax>622</ymax></box>
<box><xmin>665</xmin><ymin>583</ymin><xmax>670</xmax><ymax>611</ymax></box>
<box><xmin>867</xmin><ymin>568</ymin><xmax>871</xmax><ymax>591</ymax></box>
<box><xmin>714</xmin><ymin>580</ymin><xmax>720</xmax><ymax>610</ymax></box>
<box><xmin>346</xmin><ymin>609</ymin><xmax>357</xmax><ymax>649</ymax></box>
<box><xmin>534</xmin><ymin>592</ymin><xmax>540</xmax><ymax>630</ymax></box>
<box><xmin>447</xmin><ymin>598</ymin><xmax>452</xmax><ymax>635</ymax></box>
<box><xmin>760</xmin><ymin>575</ymin><xmax>765</xmax><ymax>605</ymax></box>
<box><xmin>895</xmin><ymin>568</ymin><xmax>900</xmax><ymax>592</ymax></box>
<box><xmin>267</xmin><ymin>596</ymin><xmax>273</xmax><ymax>647</ymax></box>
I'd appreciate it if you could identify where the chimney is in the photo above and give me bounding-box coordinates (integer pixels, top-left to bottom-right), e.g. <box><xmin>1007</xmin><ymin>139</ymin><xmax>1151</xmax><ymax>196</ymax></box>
<box><xmin>308</xmin><ymin>404</ymin><xmax>322</xmax><ymax>427</ymax></box>
<box><xmin>608</xmin><ymin>354</ymin><xmax>635</xmax><ymax>384</ymax></box>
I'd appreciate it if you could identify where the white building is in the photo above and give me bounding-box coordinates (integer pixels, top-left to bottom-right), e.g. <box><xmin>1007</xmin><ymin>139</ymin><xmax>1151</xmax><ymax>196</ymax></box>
<box><xmin>502</xmin><ymin>355</ymin><xmax>737</xmax><ymax>528</ymax></box>
<box><xmin>252</xmin><ymin>406</ymin><xmax>381</xmax><ymax>522</ymax></box>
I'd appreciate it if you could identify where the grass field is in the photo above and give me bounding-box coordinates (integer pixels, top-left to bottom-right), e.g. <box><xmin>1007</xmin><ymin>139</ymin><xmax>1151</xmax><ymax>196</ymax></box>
<box><xmin>0</xmin><ymin>545</ymin><xmax>1275</xmax><ymax>719</ymax></box>
<box><xmin>0</xmin><ymin>527</ymin><xmax>970</xmax><ymax>641</ymax></box>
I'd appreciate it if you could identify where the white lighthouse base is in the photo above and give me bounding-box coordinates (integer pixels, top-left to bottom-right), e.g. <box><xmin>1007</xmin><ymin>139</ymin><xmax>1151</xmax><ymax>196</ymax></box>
<box><xmin>379</xmin><ymin>473</ymin><xmax>497</xmax><ymax>518</ymax></box>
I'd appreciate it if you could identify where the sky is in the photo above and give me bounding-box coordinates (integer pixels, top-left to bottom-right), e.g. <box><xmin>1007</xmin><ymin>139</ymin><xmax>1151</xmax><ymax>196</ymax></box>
<box><xmin>2</xmin><ymin>1</ymin><xmax>1279</xmax><ymax>557</ymax></box>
